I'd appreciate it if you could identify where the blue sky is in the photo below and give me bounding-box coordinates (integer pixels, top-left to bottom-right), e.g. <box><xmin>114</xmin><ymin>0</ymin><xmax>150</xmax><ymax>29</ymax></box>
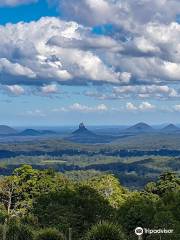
<box><xmin>0</xmin><ymin>0</ymin><xmax>60</xmax><ymax>24</ymax></box>
<box><xmin>0</xmin><ymin>0</ymin><xmax>180</xmax><ymax>126</ymax></box>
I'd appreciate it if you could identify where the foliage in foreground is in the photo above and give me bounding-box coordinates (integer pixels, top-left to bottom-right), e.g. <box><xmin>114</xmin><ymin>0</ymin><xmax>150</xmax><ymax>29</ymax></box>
<box><xmin>0</xmin><ymin>165</ymin><xmax>179</xmax><ymax>239</ymax></box>
<box><xmin>35</xmin><ymin>228</ymin><xmax>64</xmax><ymax>240</ymax></box>
<box><xmin>84</xmin><ymin>221</ymin><xmax>126</xmax><ymax>240</ymax></box>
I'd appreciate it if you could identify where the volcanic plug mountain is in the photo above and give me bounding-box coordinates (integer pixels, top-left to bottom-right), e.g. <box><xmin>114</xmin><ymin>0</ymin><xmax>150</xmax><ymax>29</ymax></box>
<box><xmin>72</xmin><ymin>123</ymin><xmax>96</xmax><ymax>136</ymax></box>
<box><xmin>65</xmin><ymin>123</ymin><xmax>115</xmax><ymax>144</ymax></box>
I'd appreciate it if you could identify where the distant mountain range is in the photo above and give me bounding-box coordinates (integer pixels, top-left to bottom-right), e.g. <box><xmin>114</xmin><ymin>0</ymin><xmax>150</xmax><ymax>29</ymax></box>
<box><xmin>124</xmin><ymin>122</ymin><xmax>180</xmax><ymax>134</ymax></box>
<box><xmin>0</xmin><ymin>126</ymin><xmax>56</xmax><ymax>136</ymax></box>
<box><xmin>65</xmin><ymin>122</ymin><xmax>180</xmax><ymax>144</ymax></box>
<box><xmin>0</xmin><ymin>123</ymin><xmax>180</xmax><ymax>143</ymax></box>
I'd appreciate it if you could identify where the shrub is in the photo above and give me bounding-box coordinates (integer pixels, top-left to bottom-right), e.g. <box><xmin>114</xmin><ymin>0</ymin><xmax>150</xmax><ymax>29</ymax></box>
<box><xmin>36</xmin><ymin>228</ymin><xmax>64</xmax><ymax>240</ymax></box>
<box><xmin>84</xmin><ymin>221</ymin><xmax>126</xmax><ymax>240</ymax></box>
<box><xmin>0</xmin><ymin>224</ymin><xmax>4</xmax><ymax>239</ymax></box>
<box><xmin>6</xmin><ymin>223</ymin><xmax>34</xmax><ymax>240</ymax></box>
<box><xmin>18</xmin><ymin>225</ymin><xmax>34</xmax><ymax>240</ymax></box>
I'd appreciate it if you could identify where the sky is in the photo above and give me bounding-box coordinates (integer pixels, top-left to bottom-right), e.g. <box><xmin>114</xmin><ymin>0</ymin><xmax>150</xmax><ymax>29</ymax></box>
<box><xmin>0</xmin><ymin>0</ymin><xmax>180</xmax><ymax>126</ymax></box>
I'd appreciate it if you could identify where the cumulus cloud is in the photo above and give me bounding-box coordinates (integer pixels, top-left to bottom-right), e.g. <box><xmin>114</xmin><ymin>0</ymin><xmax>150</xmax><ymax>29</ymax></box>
<box><xmin>113</xmin><ymin>85</ymin><xmax>178</xmax><ymax>99</ymax></box>
<box><xmin>139</xmin><ymin>102</ymin><xmax>155</xmax><ymax>111</ymax></box>
<box><xmin>6</xmin><ymin>84</ymin><xmax>25</xmax><ymax>96</ymax></box>
<box><xmin>55</xmin><ymin>101</ymin><xmax>155</xmax><ymax>113</ymax></box>
<box><xmin>173</xmin><ymin>105</ymin><xmax>180</xmax><ymax>112</ymax></box>
<box><xmin>126</xmin><ymin>101</ymin><xmax>155</xmax><ymax>111</ymax></box>
<box><xmin>56</xmin><ymin>0</ymin><xmax>115</xmax><ymax>26</ymax></box>
<box><xmin>85</xmin><ymin>84</ymin><xmax>179</xmax><ymax>101</ymax></box>
<box><xmin>26</xmin><ymin>109</ymin><xmax>46</xmax><ymax>117</ymax></box>
<box><xmin>0</xmin><ymin>1</ymin><xmax>180</xmax><ymax>100</ymax></box>
<box><xmin>0</xmin><ymin>17</ymin><xmax>130</xmax><ymax>88</ymax></box>
<box><xmin>126</xmin><ymin>102</ymin><xmax>137</xmax><ymax>111</ymax></box>
<box><xmin>0</xmin><ymin>0</ymin><xmax>37</xmax><ymax>7</ymax></box>
<box><xmin>53</xmin><ymin>103</ymin><xmax>108</xmax><ymax>113</ymax></box>
<box><xmin>57</xmin><ymin>0</ymin><xmax>180</xmax><ymax>28</ymax></box>
<box><xmin>0</xmin><ymin>58</ymin><xmax>36</xmax><ymax>78</ymax></box>
<box><xmin>41</xmin><ymin>84</ymin><xmax>58</xmax><ymax>94</ymax></box>
<box><xmin>69</xmin><ymin>103</ymin><xmax>108</xmax><ymax>112</ymax></box>
<box><xmin>113</xmin><ymin>22</ymin><xmax>180</xmax><ymax>83</ymax></box>
<box><xmin>51</xmin><ymin>0</ymin><xmax>180</xmax><ymax>85</ymax></box>
<box><xmin>48</xmin><ymin>35</ymin><xmax>122</xmax><ymax>51</ymax></box>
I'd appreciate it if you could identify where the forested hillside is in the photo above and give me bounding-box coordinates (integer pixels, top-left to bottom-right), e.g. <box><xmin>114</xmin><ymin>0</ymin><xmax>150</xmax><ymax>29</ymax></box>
<box><xmin>0</xmin><ymin>165</ymin><xmax>179</xmax><ymax>240</ymax></box>
<box><xmin>0</xmin><ymin>137</ymin><xmax>180</xmax><ymax>189</ymax></box>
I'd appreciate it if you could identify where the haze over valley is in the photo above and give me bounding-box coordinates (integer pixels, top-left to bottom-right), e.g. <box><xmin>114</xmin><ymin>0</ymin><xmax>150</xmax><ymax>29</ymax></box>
<box><xmin>0</xmin><ymin>122</ymin><xmax>179</xmax><ymax>190</ymax></box>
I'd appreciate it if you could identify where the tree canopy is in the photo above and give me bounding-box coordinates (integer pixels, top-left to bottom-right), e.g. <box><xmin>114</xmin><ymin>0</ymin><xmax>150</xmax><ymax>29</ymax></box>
<box><xmin>0</xmin><ymin>166</ymin><xmax>179</xmax><ymax>240</ymax></box>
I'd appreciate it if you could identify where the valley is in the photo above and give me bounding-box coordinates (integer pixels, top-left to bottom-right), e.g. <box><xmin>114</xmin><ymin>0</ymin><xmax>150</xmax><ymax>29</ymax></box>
<box><xmin>0</xmin><ymin>123</ymin><xmax>180</xmax><ymax>189</ymax></box>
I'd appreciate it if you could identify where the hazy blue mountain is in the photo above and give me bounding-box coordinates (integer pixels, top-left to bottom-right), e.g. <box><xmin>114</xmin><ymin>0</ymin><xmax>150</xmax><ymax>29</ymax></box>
<box><xmin>0</xmin><ymin>125</ymin><xmax>17</xmax><ymax>135</ymax></box>
<box><xmin>18</xmin><ymin>128</ymin><xmax>57</xmax><ymax>136</ymax></box>
<box><xmin>19</xmin><ymin>129</ymin><xmax>42</xmax><ymax>136</ymax></box>
<box><xmin>161</xmin><ymin>124</ymin><xmax>180</xmax><ymax>133</ymax></box>
<box><xmin>124</xmin><ymin>122</ymin><xmax>154</xmax><ymax>133</ymax></box>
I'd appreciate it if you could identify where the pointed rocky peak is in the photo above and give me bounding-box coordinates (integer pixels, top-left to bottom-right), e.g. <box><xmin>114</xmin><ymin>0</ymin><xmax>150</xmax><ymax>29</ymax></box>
<box><xmin>72</xmin><ymin>123</ymin><xmax>95</xmax><ymax>135</ymax></box>
<box><xmin>79</xmin><ymin>122</ymin><xmax>86</xmax><ymax>130</ymax></box>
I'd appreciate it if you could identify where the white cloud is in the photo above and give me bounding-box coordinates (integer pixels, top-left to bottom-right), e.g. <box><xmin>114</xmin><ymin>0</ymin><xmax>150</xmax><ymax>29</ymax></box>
<box><xmin>48</xmin><ymin>35</ymin><xmax>122</xmax><ymax>51</ymax></box>
<box><xmin>0</xmin><ymin>17</ymin><xmax>129</xmax><ymax>87</ymax></box>
<box><xmin>173</xmin><ymin>105</ymin><xmax>180</xmax><ymax>112</ymax></box>
<box><xmin>57</xmin><ymin>0</ymin><xmax>114</xmax><ymax>26</ymax></box>
<box><xmin>113</xmin><ymin>85</ymin><xmax>178</xmax><ymax>99</ymax></box>
<box><xmin>53</xmin><ymin>0</ymin><xmax>180</xmax><ymax>85</ymax></box>
<box><xmin>84</xmin><ymin>84</ymin><xmax>179</xmax><ymax>101</ymax></box>
<box><xmin>126</xmin><ymin>102</ymin><xmax>137</xmax><ymax>111</ymax></box>
<box><xmin>6</xmin><ymin>84</ymin><xmax>25</xmax><ymax>96</ymax></box>
<box><xmin>41</xmin><ymin>84</ymin><xmax>58</xmax><ymax>94</ymax></box>
<box><xmin>133</xmin><ymin>37</ymin><xmax>160</xmax><ymax>54</ymax></box>
<box><xmin>96</xmin><ymin>104</ymin><xmax>108</xmax><ymax>111</ymax></box>
<box><xmin>0</xmin><ymin>58</ymin><xmax>36</xmax><ymax>78</ymax></box>
<box><xmin>139</xmin><ymin>101</ymin><xmax>155</xmax><ymax>111</ymax></box>
<box><xmin>57</xmin><ymin>0</ymin><xmax>180</xmax><ymax>27</ymax></box>
<box><xmin>54</xmin><ymin>103</ymin><xmax>109</xmax><ymax>113</ymax></box>
<box><xmin>112</xmin><ymin>56</ymin><xmax>180</xmax><ymax>84</ymax></box>
<box><xmin>70</xmin><ymin>103</ymin><xmax>108</xmax><ymax>112</ymax></box>
<box><xmin>70</xmin><ymin>51</ymin><xmax>131</xmax><ymax>83</ymax></box>
<box><xmin>163</xmin><ymin>61</ymin><xmax>180</xmax><ymax>81</ymax></box>
<box><xmin>126</xmin><ymin>101</ymin><xmax>155</xmax><ymax>111</ymax></box>
<box><xmin>26</xmin><ymin>109</ymin><xmax>46</xmax><ymax>117</ymax></box>
<box><xmin>0</xmin><ymin>1</ymin><xmax>179</xmax><ymax>99</ymax></box>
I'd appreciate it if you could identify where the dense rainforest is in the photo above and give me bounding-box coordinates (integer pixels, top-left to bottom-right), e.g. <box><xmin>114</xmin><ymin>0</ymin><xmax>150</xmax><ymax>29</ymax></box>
<box><xmin>0</xmin><ymin>165</ymin><xmax>179</xmax><ymax>240</ymax></box>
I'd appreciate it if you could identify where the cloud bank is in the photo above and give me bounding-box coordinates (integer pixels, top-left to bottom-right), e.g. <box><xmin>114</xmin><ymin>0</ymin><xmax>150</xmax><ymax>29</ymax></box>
<box><xmin>0</xmin><ymin>0</ymin><xmax>179</xmax><ymax>103</ymax></box>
